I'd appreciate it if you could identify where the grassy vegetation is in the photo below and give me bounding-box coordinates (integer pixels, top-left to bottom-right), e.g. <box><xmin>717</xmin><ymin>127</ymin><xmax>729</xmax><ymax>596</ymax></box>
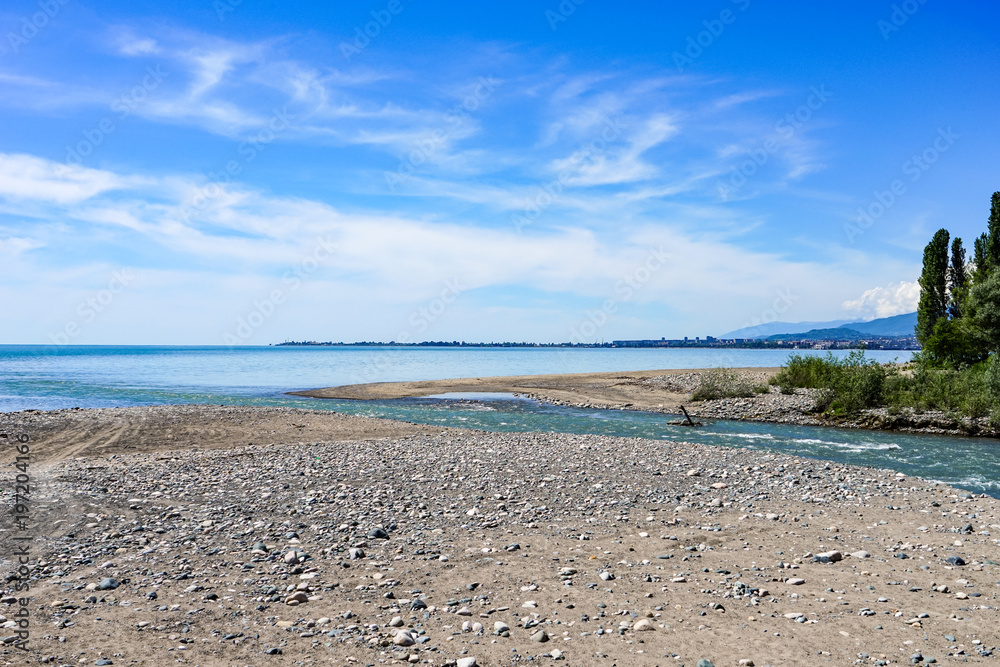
<box><xmin>691</xmin><ymin>367</ymin><xmax>769</xmax><ymax>401</ymax></box>
<box><xmin>770</xmin><ymin>350</ymin><xmax>1000</xmax><ymax>420</ymax></box>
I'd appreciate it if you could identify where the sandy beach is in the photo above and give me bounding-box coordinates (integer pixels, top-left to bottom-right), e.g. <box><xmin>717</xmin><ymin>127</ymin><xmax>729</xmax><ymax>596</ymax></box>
<box><xmin>1</xmin><ymin>404</ymin><xmax>998</xmax><ymax>666</ymax></box>
<box><xmin>291</xmin><ymin>368</ymin><xmax>781</xmax><ymax>413</ymax></box>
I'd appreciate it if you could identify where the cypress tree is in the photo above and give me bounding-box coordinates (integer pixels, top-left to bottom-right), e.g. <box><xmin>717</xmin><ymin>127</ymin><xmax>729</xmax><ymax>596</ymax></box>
<box><xmin>948</xmin><ymin>237</ymin><xmax>967</xmax><ymax>319</ymax></box>
<box><xmin>987</xmin><ymin>191</ymin><xmax>1000</xmax><ymax>271</ymax></box>
<box><xmin>974</xmin><ymin>232</ymin><xmax>989</xmax><ymax>281</ymax></box>
<box><xmin>917</xmin><ymin>228</ymin><xmax>950</xmax><ymax>347</ymax></box>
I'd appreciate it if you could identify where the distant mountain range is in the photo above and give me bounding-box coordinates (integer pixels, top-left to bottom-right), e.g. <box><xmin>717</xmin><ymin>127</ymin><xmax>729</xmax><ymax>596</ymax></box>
<box><xmin>721</xmin><ymin>311</ymin><xmax>917</xmax><ymax>340</ymax></box>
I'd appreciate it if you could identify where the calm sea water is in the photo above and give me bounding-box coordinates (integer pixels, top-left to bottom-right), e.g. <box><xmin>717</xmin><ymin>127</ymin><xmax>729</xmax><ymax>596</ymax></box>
<box><xmin>6</xmin><ymin>345</ymin><xmax>997</xmax><ymax>498</ymax></box>
<box><xmin>0</xmin><ymin>345</ymin><xmax>911</xmax><ymax>411</ymax></box>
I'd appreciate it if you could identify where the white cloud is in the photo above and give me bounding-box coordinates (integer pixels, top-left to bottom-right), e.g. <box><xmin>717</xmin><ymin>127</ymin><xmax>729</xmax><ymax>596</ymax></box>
<box><xmin>550</xmin><ymin>114</ymin><xmax>678</xmax><ymax>187</ymax></box>
<box><xmin>0</xmin><ymin>37</ymin><xmax>914</xmax><ymax>343</ymax></box>
<box><xmin>0</xmin><ymin>154</ymin><xmax>126</xmax><ymax>204</ymax></box>
<box><xmin>0</xmin><ymin>151</ymin><xmax>920</xmax><ymax>343</ymax></box>
<box><xmin>0</xmin><ymin>236</ymin><xmax>43</xmax><ymax>258</ymax></box>
<box><xmin>119</xmin><ymin>37</ymin><xmax>161</xmax><ymax>56</ymax></box>
<box><xmin>841</xmin><ymin>281</ymin><xmax>920</xmax><ymax>319</ymax></box>
<box><xmin>712</xmin><ymin>89</ymin><xmax>782</xmax><ymax>110</ymax></box>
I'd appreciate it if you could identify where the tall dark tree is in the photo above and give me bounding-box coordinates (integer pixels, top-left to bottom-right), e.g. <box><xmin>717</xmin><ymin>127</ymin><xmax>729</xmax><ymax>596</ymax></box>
<box><xmin>974</xmin><ymin>232</ymin><xmax>989</xmax><ymax>282</ymax></box>
<box><xmin>987</xmin><ymin>191</ymin><xmax>1000</xmax><ymax>272</ymax></box>
<box><xmin>967</xmin><ymin>270</ymin><xmax>1000</xmax><ymax>354</ymax></box>
<box><xmin>948</xmin><ymin>237</ymin><xmax>967</xmax><ymax>318</ymax></box>
<box><xmin>917</xmin><ymin>228</ymin><xmax>950</xmax><ymax>347</ymax></box>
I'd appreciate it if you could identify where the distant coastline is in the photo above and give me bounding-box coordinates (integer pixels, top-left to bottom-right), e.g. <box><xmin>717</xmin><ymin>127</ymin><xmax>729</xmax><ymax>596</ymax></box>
<box><xmin>274</xmin><ymin>336</ymin><xmax>919</xmax><ymax>350</ymax></box>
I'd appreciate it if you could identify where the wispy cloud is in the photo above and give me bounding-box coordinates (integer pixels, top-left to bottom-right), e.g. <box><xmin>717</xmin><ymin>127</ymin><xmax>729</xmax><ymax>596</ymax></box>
<box><xmin>0</xmin><ymin>153</ymin><xmax>129</xmax><ymax>204</ymax></box>
<box><xmin>0</xmin><ymin>12</ymin><xmax>938</xmax><ymax>343</ymax></box>
<box><xmin>0</xmin><ymin>149</ymin><xmax>917</xmax><ymax>342</ymax></box>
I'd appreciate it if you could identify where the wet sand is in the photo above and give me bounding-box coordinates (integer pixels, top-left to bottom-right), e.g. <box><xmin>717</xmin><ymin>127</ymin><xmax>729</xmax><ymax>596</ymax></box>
<box><xmin>291</xmin><ymin>367</ymin><xmax>781</xmax><ymax>412</ymax></box>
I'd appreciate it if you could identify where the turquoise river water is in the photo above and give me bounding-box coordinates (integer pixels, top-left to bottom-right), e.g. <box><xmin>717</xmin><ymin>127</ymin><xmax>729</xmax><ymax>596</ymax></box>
<box><xmin>3</xmin><ymin>345</ymin><xmax>997</xmax><ymax>496</ymax></box>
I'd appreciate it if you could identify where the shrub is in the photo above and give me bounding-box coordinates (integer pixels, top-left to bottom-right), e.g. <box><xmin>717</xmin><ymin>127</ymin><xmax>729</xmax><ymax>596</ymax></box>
<box><xmin>989</xmin><ymin>408</ymin><xmax>1000</xmax><ymax>431</ymax></box>
<box><xmin>813</xmin><ymin>388</ymin><xmax>836</xmax><ymax>413</ymax></box>
<box><xmin>964</xmin><ymin>391</ymin><xmax>991</xmax><ymax>418</ymax></box>
<box><xmin>771</xmin><ymin>353</ymin><xmax>842</xmax><ymax>388</ymax></box>
<box><xmin>827</xmin><ymin>350</ymin><xmax>885</xmax><ymax>413</ymax></box>
<box><xmin>772</xmin><ymin>350</ymin><xmax>890</xmax><ymax>415</ymax></box>
<box><xmin>985</xmin><ymin>354</ymin><xmax>1000</xmax><ymax>400</ymax></box>
<box><xmin>774</xmin><ymin>349</ymin><xmax>1000</xmax><ymax>417</ymax></box>
<box><xmin>692</xmin><ymin>368</ymin><xmax>764</xmax><ymax>401</ymax></box>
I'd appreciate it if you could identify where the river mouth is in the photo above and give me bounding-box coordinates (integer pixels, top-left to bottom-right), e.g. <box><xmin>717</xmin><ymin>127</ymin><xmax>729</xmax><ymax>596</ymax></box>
<box><xmin>422</xmin><ymin>392</ymin><xmax>533</xmax><ymax>401</ymax></box>
<box><xmin>305</xmin><ymin>392</ymin><xmax>1000</xmax><ymax>498</ymax></box>
<box><xmin>5</xmin><ymin>367</ymin><xmax>998</xmax><ymax>497</ymax></box>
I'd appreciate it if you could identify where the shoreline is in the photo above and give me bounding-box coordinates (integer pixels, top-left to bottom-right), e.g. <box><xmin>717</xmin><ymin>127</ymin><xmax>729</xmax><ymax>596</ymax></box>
<box><xmin>289</xmin><ymin>367</ymin><xmax>726</xmax><ymax>412</ymax></box>
<box><xmin>293</xmin><ymin>367</ymin><xmax>1000</xmax><ymax>439</ymax></box>
<box><xmin>1</xmin><ymin>404</ymin><xmax>997</xmax><ymax>666</ymax></box>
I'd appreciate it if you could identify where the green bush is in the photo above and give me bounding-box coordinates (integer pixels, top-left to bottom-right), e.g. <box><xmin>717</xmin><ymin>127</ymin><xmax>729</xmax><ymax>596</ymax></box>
<box><xmin>774</xmin><ymin>350</ymin><xmax>1000</xmax><ymax>418</ymax></box>
<box><xmin>964</xmin><ymin>392</ymin><xmax>991</xmax><ymax>418</ymax></box>
<box><xmin>814</xmin><ymin>388</ymin><xmax>836</xmax><ymax>413</ymax></box>
<box><xmin>770</xmin><ymin>353</ymin><xmax>842</xmax><ymax>388</ymax></box>
<box><xmin>692</xmin><ymin>368</ymin><xmax>767</xmax><ymax>401</ymax></box>
<box><xmin>923</xmin><ymin>317</ymin><xmax>989</xmax><ymax>368</ymax></box>
<box><xmin>772</xmin><ymin>350</ymin><xmax>890</xmax><ymax>415</ymax></box>
<box><xmin>985</xmin><ymin>354</ymin><xmax>1000</xmax><ymax>400</ymax></box>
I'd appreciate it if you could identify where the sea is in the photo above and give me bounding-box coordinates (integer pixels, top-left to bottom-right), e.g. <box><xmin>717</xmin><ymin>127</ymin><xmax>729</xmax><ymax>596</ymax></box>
<box><xmin>3</xmin><ymin>345</ymin><xmax>999</xmax><ymax>497</ymax></box>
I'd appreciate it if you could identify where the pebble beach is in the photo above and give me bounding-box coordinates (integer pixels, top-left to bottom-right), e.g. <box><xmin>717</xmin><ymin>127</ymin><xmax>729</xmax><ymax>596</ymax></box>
<box><xmin>1</xmin><ymin>405</ymin><xmax>999</xmax><ymax>666</ymax></box>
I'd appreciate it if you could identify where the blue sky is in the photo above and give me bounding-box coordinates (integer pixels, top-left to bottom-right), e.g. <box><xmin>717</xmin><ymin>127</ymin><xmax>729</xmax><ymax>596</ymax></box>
<box><xmin>2</xmin><ymin>0</ymin><xmax>998</xmax><ymax>344</ymax></box>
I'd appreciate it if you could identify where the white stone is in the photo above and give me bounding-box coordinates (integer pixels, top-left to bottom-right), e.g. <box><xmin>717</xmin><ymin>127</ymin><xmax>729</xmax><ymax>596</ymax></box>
<box><xmin>393</xmin><ymin>630</ymin><xmax>415</xmax><ymax>646</ymax></box>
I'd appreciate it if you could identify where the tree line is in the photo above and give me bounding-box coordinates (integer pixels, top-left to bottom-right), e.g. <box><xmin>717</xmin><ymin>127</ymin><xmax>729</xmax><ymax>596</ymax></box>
<box><xmin>769</xmin><ymin>191</ymin><xmax>1000</xmax><ymax>427</ymax></box>
<box><xmin>917</xmin><ymin>191</ymin><xmax>1000</xmax><ymax>367</ymax></box>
